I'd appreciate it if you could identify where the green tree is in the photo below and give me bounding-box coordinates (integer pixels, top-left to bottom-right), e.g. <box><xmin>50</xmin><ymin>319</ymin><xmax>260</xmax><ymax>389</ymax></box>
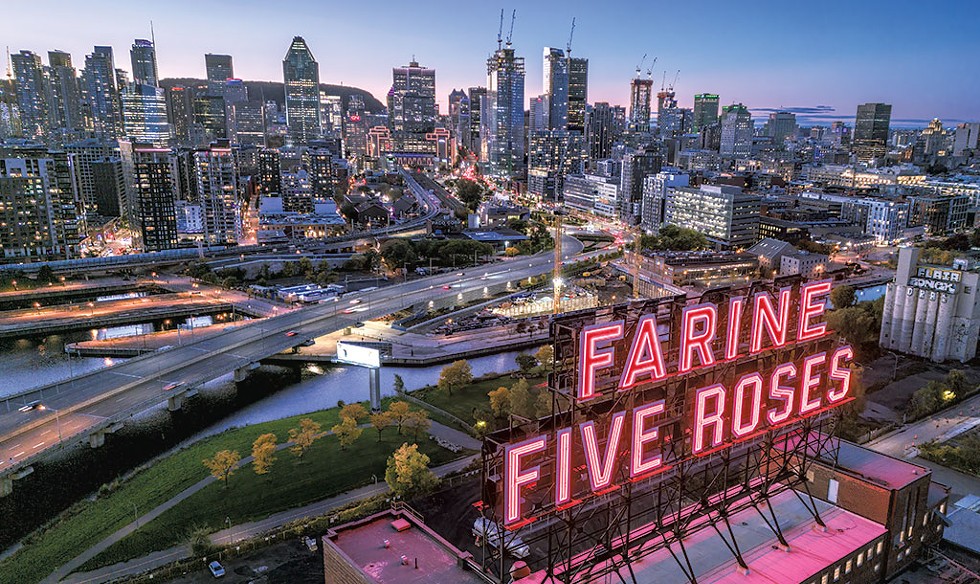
<box><xmin>189</xmin><ymin>525</ymin><xmax>216</xmax><ymax>557</ymax></box>
<box><xmin>535</xmin><ymin>389</ymin><xmax>552</xmax><ymax>418</ymax></box>
<box><xmin>251</xmin><ymin>433</ymin><xmax>277</xmax><ymax>476</ymax></box>
<box><xmin>332</xmin><ymin>416</ymin><xmax>363</xmax><ymax>450</ymax></box>
<box><xmin>380</xmin><ymin>239</ymin><xmax>419</xmax><ymax>271</ymax></box>
<box><xmin>202</xmin><ymin>450</ymin><xmax>241</xmax><ymax>487</ymax></box>
<box><xmin>510</xmin><ymin>378</ymin><xmax>533</xmax><ymax>419</ymax></box>
<box><xmin>385</xmin><ymin>443</ymin><xmax>438</xmax><ymax>497</ymax></box>
<box><xmin>393</xmin><ymin>374</ymin><xmax>405</xmax><ymax>394</ymax></box>
<box><xmin>438</xmin><ymin>360</ymin><xmax>473</xmax><ymax>396</ymax></box>
<box><xmin>455</xmin><ymin>179</ymin><xmax>484</xmax><ymax>211</ymax></box>
<box><xmin>946</xmin><ymin>370</ymin><xmax>968</xmax><ymax>396</ymax></box>
<box><xmin>830</xmin><ymin>285</ymin><xmax>856</xmax><ymax>310</ymax></box>
<box><xmin>288</xmin><ymin>418</ymin><xmax>322</xmax><ymax>459</ymax></box>
<box><xmin>488</xmin><ymin>386</ymin><xmax>511</xmax><ymax>417</ymax></box>
<box><xmin>638</xmin><ymin>225</ymin><xmax>708</xmax><ymax>252</ymax></box>
<box><xmin>535</xmin><ymin>345</ymin><xmax>554</xmax><ymax>372</ymax></box>
<box><xmin>515</xmin><ymin>354</ymin><xmax>538</xmax><ymax>377</ymax></box>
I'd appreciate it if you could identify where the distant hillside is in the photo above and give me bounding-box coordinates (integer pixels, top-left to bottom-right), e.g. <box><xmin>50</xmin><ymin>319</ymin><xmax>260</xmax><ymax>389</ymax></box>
<box><xmin>159</xmin><ymin>78</ymin><xmax>384</xmax><ymax>112</ymax></box>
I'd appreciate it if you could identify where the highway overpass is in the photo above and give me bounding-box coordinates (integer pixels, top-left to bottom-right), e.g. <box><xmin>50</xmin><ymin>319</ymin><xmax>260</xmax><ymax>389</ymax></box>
<box><xmin>0</xmin><ymin>239</ymin><xmax>584</xmax><ymax>494</ymax></box>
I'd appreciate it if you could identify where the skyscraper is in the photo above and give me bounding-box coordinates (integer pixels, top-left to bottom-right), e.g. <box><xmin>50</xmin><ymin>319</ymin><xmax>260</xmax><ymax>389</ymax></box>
<box><xmin>484</xmin><ymin>42</ymin><xmax>525</xmax><ymax>179</ymax></box>
<box><xmin>567</xmin><ymin>57</ymin><xmax>588</xmax><ymax>132</ymax></box>
<box><xmin>466</xmin><ymin>86</ymin><xmax>486</xmax><ymax>157</ymax></box>
<box><xmin>448</xmin><ymin>89</ymin><xmax>466</xmax><ymax>140</ymax></box>
<box><xmin>629</xmin><ymin>77</ymin><xmax>653</xmax><ymax>130</ymax></box>
<box><xmin>121</xmin><ymin>84</ymin><xmax>169</xmax><ymax>145</ymax></box>
<box><xmin>388</xmin><ymin>59</ymin><xmax>436</xmax><ymax>149</ymax></box>
<box><xmin>853</xmin><ymin>102</ymin><xmax>892</xmax><ymax>163</ymax></box>
<box><xmin>82</xmin><ymin>46</ymin><xmax>123</xmax><ymax>140</ymax></box>
<box><xmin>205</xmin><ymin>54</ymin><xmax>234</xmax><ymax>93</ymax></box>
<box><xmin>282</xmin><ymin>37</ymin><xmax>322</xmax><ymax>144</ymax></box>
<box><xmin>257</xmin><ymin>149</ymin><xmax>281</xmax><ymax>195</ymax></box>
<box><xmin>130</xmin><ymin>39</ymin><xmax>159</xmax><ymax>87</ymax></box>
<box><xmin>166</xmin><ymin>86</ymin><xmax>191</xmax><ymax>142</ymax></box>
<box><xmin>46</xmin><ymin>51</ymin><xmax>83</xmax><ymax>137</ymax></box>
<box><xmin>0</xmin><ymin>155</ymin><xmax>80</xmax><ymax>260</ymax></box>
<box><xmin>587</xmin><ymin>102</ymin><xmax>615</xmax><ymax>162</ymax></box>
<box><xmin>120</xmin><ymin>141</ymin><xmax>178</xmax><ymax>251</ymax></box>
<box><xmin>693</xmin><ymin>93</ymin><xmax>719</xmax><ymax>132</ymax></box>
<box><xmin>543</xmin><ymin>47</ymin><xmax>568</xmax><ymax>130</ymax></box>
<box><xmin>719</xmin><ymin>103</ymin><xmax>752</xmax><ymax>158</ymax></box>
<box><xmin>11</xmin><ymin>51</ymin><xmax>48</xmax><ymax>139</ymax></box>
<box><xmin>765</xmin><ymin>111</ymin><xmax>797</xmax><ymax>146</ymax></box>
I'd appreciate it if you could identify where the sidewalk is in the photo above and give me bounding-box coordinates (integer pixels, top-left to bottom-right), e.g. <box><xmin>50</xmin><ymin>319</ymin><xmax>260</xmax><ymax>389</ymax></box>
<box><xmin>53</xmin><ymin>422</ymin><xmax>477</xmax><ymax>584</ymax></box>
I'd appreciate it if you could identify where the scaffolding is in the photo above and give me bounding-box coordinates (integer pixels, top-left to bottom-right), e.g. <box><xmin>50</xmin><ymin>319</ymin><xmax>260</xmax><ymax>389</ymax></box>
<box><xmin>478</xmin><ymin>277</ymin><xmax>846</xmax><ymax>583</ymax></box>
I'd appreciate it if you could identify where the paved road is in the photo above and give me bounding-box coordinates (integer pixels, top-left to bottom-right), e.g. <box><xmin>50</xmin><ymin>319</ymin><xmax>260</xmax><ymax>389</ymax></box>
<box><xmin>0</xmin><ymin>238</ymin><xmax>583</xmax><ymax>476</ymax></box>
<box><xmin>54</xmin><ymin>423</ymin><xmax>478</xmax><ymax>584</ymax></box>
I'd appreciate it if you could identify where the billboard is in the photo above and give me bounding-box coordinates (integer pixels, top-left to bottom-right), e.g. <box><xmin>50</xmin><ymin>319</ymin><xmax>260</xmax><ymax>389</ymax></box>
<box><xmin>490</xmin><ymin>279</ymin><xmax>854</xmax><ymax>528</ymax></box>
<box><xmin>336</xmin><ymin>342</ymin><xmax>381</xmax><ymax>368</ymax></box>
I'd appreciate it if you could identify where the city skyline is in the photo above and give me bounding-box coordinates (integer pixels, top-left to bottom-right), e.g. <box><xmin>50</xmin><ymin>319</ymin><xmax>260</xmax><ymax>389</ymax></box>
<box><xmin>4</xmin><ymin>0</ymin><xmax>978</xmax><ymax>127</ymax></box>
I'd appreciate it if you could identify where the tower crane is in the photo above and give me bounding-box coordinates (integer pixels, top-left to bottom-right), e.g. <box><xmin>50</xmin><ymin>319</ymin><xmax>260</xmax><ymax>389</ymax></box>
<box><xmin>566</xmin><ymin>17</ymin><xmax>576</xmax><ymax>55</ymax></box>
<box><xmin>635</xmin><ymin>54</ymin><xmax>647</xmax><ymax>79</ymax></box>
<box><xmin>506</xmin><ymin>9</ymin><xmax>516</xmax><ymax>47</ymax></box>
<box><xmin>669</xmin><ymin>70</ymin><xmax>680</xmax><ymax>92</ymax></box>
<box><xmin>645</xmin><ymin>56</ymin><xmax>658</xmax><ymax>79</ymax></box>
<box><xmin>496</xmin><ymin>9</ymin><xmax>504</xmax><ymax>50</ymax></box>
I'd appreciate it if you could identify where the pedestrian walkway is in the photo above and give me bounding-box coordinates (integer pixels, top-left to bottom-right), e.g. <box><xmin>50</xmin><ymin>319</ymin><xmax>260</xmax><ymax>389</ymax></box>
<box><xmin>52</xmin><ymin>421</ymin><xmax>476</xmax><ymax>583</ymax></box>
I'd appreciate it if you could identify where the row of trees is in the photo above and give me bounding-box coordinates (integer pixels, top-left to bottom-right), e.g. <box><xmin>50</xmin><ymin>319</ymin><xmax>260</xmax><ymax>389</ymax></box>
<box><xmin>636</xmin><ymin>225</ymin><xmax>708</xmax><ymax>252</ymax></box>
<box><xmin>907</xmin><ymin>370</ymin><xmax>975</xmax><ymax>421</ymax></box>
<box><xmin>379</xmin><ymin>238</ymin><xmax>495</xmax><ymax>272</ymax></box>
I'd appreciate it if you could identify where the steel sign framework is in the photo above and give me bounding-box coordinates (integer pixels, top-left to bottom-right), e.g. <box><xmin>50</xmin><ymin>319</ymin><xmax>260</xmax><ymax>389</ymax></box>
<box><xmin>479</xmin><ymin>276</ymin><xmax>850</xmax><ymax>583</ymax></box>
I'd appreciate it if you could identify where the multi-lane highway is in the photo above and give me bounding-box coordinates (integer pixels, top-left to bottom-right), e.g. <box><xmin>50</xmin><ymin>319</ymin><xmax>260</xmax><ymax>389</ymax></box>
<box><xmin>0</xmin><ymin>239</ymin><xmax>584</xmax><ymax>477</ymax></box>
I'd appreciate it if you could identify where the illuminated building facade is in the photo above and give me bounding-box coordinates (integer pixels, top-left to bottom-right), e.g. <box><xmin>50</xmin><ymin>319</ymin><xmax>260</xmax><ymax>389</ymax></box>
<box><xmin>282</xmin><ymin>36</ymin><xmax>322</xmax><ymax>144</ymax></box>
<box><xmin>121</xmin><ymin>83</ymin><xmax>169</xmax><ymax>145</ymax></box>
<box><xmin>484</xmin><ymin>45</ymin><xmax>525</xmax><ymax>180</ymax></box>
<box><xmin>0</xmin><ymin>156</ymin><xmax>80</xmax><ymax>260</ymax></box>
<box><xmin>853</xmin><ymin>102</ymin><xmax>891</xmax><ymax>162</ymax></box>
<box><xmin>665</xmin><ymin>184</ymin><xmax>760</xmax><ymax>248</ymax></box>
<box><xmin>692</xmin><ymin>93</ymin><xmax>719</xmax><ymax>132</ymax></box>
<box><xmin>719</xmin><ymin>103</ymin><xmax>752</xmax><ymax>158</ymax></box>
<box><xmin>194</xmin><ymin>140</ymin><xmax>240</xmax><ymax>245</ymax></box>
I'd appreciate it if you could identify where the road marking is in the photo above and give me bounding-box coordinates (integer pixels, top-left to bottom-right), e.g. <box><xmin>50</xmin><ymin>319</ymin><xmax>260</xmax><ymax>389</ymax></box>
<box><xmin>10</xmin><ymin>443</ymin><xmax>21</xmax><ymax>449</ymax></box>
<box><xmin>32</xmin><ymin>442</ymin><xmax>44</xmax><ymax>449</ymax></box>
<box><xmin>15</xmin><ymin>451</ymin><xmax>25</xmax><ymax>458</ymax></box>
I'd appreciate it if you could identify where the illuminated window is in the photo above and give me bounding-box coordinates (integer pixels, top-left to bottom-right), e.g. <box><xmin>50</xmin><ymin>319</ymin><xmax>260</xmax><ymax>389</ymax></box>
<box><xmin>875</xmin><ymin>563</ymin><xmax>881</xmax><ymax>573</ymax></box>
<box><xmin>833</xmin><ymin>567</ymin><xmax>840</xmax><ymax>581</ymax></box>
<box><xmin>845</xmin><ymin>560</ymin><xmax>852</xmax><ymax>574</ymax></box>
<box><xmin>876</xmin><ymin>542</ymin><xmax>883</xmax><ymax>555</ymax></box>
<box><xmin>857</xmin><ymin>552</ymin><xmax>864</xmax><ymax>567</ymax></box>
<box><xmin>821</xmin><ymin>575</ymin><xmax>829</xmax><ymax>584</ymax></box>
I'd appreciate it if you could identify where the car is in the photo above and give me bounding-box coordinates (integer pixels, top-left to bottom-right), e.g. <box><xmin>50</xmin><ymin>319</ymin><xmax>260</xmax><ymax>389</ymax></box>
<box><xmin>353</xmin><ymin>322</ymin><xmax>365</xmax><ymax>328</ymax></box>
<box><xmin>349</xmin><ymin>299</ymin><xmax>362</xmax><ymax>305</ymax></box>
<box><xmin>285</xmin><ymin>330</ymin><xmax>298</xmax><ymax>337</ymax></box>
<box><xmin>162</xmin><ymin>382</ymin><xmax>183</xmax><ymax>392</ymax></box>
<box><xmin>457</xmin><ymin>272</ymin><xmax>465</xmax><ymax>276</ymax></box>
<box><xmin>442</xmin><ymin>285</ymin><xmax>451</xmax><ymax>290</ymax></box>
<box><xmin>300</xmin><ymin>339</ymin><xmax>315</xmax><ymax>346</ymax></box>
<box><xmin>208</xmin><ymin>560</ymin><xmax>225</xmax><ymax>578</ymax></box>
<box><xmin>18</xmin><ymin>400</ymin><xmax>41</xmax><ymax>413</ymax></box>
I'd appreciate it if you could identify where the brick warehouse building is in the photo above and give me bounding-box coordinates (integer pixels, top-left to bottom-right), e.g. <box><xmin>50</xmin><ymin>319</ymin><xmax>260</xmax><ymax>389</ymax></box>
<box><xmin>322</xmin><ymin>440</ymin><xmax>950</xmax><ymax>584</ymax></box>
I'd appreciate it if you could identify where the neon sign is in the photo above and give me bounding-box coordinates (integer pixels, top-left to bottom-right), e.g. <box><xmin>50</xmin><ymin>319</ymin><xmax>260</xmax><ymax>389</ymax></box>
<box><xmin>500</xmin><ymin>280</ymin><xmax>853</xmax><ymax>527</ymax></box>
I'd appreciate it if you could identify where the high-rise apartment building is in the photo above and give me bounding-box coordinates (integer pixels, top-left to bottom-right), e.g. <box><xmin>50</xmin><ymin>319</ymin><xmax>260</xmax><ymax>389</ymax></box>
<box><xmin>692</xmin><ymin>93</ymin><xmax>719</xmax><ymax>132</ymax></box>
<box><xmin>257</xmin><ymin>149</ymin><xmax>282</xmax><ymax>195</ymax></box>
<box><xmin>282</xmin><ymin>37</ymin><xmax>322</xmax><ymax>144</ymax></box>
<box><xmin>587</xmin><ymin>102</ymin><xmax>614</xmax><ymax>162</ymax></box>
<box><xmin>853</xmin><ymin>102</ymin><xmax>892</xmax><ymax>162</ymax></box>
<box><xmin>194</xmin><ymin>140</ymin><xmax>239</xmax><ymax>245</ymax></box>
<box><xmin>166</xmin><ymin>86</ymin><xmax>192</xmax><ymax>142</ymax></box>
<box><xmin>65</xmin><ymin>139</ymin><xmax>117</xmax><ymax>213</ymax></box>
<box><xmin>193</xmin><ymin>94</ymin><xmax>228</xmax><ymax>141</ymax></box>
<box><xmin>719</xmin><ymin>103</ymin><xmax>753</xmax><ymax>158</ymax></box>
<box><xmin>82</xmin><ymin>46</ymin><xmax>123</xmax><ymax>140</ymax></box>
<box><xmin>484</xmin><ymin>43</ymin><xmax>525</xmax><ymax>179</ymax></box>
<box><xmin>120</xmin><ymin>141</ymin><xmax>178</xmax><ymax>251</ymax></box>
<box><xmin>91</xmin><ymin>157</ymin><xmax>125</xmax><ymax>217</ymax></box>
<box><xmin>448</xmin><ymin>89</ymin><xmax>468</xmax><ymax>145</ymax></box>
<box><xmin>46</xmin><ymin>51</ymin><xmax>83</xmax><ymax>137</ymax></box>
<box><xmin>620</xmin><ymin>147</ymin><xmax>663</xmax><ymax>221</ymax></box>
<box><xmin>11</xmin><ymin>51</ymin><xmax>48</xmax><ymax>139</ymax></box>
<box><xmin>0</xmin><ymin>155</ymin><xmax>81</xmax><ymax>260</ymax></box>
<box><xmin>130</xmin><ymin>39</ymin><xmax>159</xmax><ymax>87</ymax></box>
<box><xmin>764</xmin><ymin>111</ymin><xmax>798</xmax><ymax>146</ymax></box>
<box><xmin>640</xmin><ymin>168</ymin><xmax>689</xmax><ymax>232</ymax></box>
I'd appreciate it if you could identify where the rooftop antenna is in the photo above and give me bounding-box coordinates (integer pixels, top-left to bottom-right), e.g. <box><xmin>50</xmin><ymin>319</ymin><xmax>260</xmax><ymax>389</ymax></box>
<box><xmin>497</xmin><ymin>9</ymin><xmax>504</xmax><ymax>50</ymax></box>
<box><xmin>566</xmin><ymin>17</ymin><xmax>576</xmax><ymax>56</ymax></box>
<box><xmin>150</xmin><ymin>20</ymin><xmax>156</xmax><ymax>46</ymax></box>
<box><xmin>634</xmin><ymin>53</ymin><xmax>646</xmax><ymax>79</ymax></box>
<box><xmin>506</xmin><ymin>9</ymin><xmax>516</xmax><ymax>47</ymax></box>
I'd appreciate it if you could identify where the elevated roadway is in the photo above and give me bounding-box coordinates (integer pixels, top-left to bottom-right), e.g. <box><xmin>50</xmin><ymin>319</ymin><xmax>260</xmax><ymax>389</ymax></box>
<box><xmin>0</xmin><ymin>238</ymin><xmax>585</xmax><ymax>493</ymax></box>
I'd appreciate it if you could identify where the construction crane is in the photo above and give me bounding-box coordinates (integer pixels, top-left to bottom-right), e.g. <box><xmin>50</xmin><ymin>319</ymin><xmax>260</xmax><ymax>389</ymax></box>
<box><xmin>566</xmin><ymin>17</ymin><xmax>576</xmax><ymax>55</ymax></box>
<box><xmin>506</xmin><ymin>9</ymin><xmax>516</xmax><ymax>47</ymax></box>
<box><xmin>553</xmin><ymin>209</ymin><xmax>565</xmax><ymax>314</ymax></box>
<box><xmin>634</xmin><ymin>53</ymin><xmax>647</xmax><ymax>79</ymax></box>
<box><xmin>645</xmin><ymin>56</ymin><xmax>658</xmax><ymax>79</ymax></box>
<box><xmin>669</xmin><ymin>69</ymin><xmax>681</xmax><ymax>92</ymax></box>
<box><xmin>660</xmin><ymin>71</ymin><xmax>667</xmax><ymax>91</ymax></box>
<box><xmin>496</xmin><ymin>9</ymin><xmax>504</xmax><ymax>50</ymax></box>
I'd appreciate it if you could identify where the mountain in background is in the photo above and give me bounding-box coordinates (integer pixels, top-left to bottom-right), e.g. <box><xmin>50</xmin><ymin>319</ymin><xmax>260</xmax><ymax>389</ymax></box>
<box><xmin>160</xmin><ymin>78</ymin><xmax>384</xmax><ymax>112</ymax></box>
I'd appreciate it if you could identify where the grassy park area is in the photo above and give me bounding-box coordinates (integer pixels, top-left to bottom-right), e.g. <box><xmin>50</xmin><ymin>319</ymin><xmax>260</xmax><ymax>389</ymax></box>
<box><xmin>0</xmin><ymin>399</ymin><xmax>456</xmax><ymax>583</ymax></box>
<box><xmin>415</xmin><ymin>371</ymin><xmax>547</xmax><ymax>425</ymax></box>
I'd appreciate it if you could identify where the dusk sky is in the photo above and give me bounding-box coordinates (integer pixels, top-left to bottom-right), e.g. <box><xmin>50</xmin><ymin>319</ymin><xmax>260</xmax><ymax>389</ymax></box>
<box><xmin>6</xmin><ymin>0</ymin><xmax>979</xmax><ymax>127</ymax></box>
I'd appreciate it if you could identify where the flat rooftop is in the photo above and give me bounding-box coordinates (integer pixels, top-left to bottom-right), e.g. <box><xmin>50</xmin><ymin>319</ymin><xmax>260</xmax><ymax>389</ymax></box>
<box><xmin>325</xmin><ymin>511</ymin><xmax>485</xmax><ymax>584</ymax></box>
<box><xmin>519</xmin><ymin>487</ymin><xmax>885</xmax><ymax>584</ymax></box>
<box><xmin>830</xmin><ymin>439</ymin><xmax>929</xmax><ymax>490</ymax></box>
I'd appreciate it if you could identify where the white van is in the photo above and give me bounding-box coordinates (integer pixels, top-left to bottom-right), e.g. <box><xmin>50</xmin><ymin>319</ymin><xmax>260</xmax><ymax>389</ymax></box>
<box><xmin>471</xmin><ymin>517</ymin><xmax>530</xmax><ymax>558</ymax></box>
